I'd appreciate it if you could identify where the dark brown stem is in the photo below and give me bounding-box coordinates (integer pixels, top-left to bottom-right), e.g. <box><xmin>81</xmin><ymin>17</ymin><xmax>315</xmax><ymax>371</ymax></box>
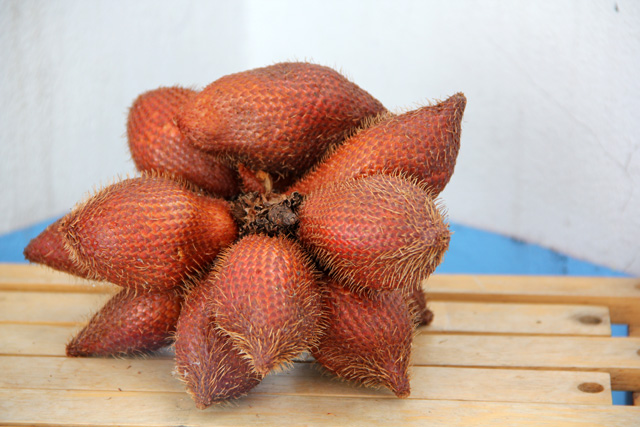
<box><xmin>231</xmin><ymin>191</ymin><xmax>303</xmax><ymax>238</ymax></box>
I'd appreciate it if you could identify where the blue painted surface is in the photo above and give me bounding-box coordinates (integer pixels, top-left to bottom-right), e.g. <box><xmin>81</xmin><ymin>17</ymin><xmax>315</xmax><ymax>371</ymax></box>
<box><xmin>0</xmin><ymin>217</ymin><xmax>59</xmax><ymax>263</ymax></box>
<box><xmin>438</xmin><ymin>223</ymin><xmax>629</xmax><ymax>277</ymax></box>
<box><xmin>0</xmin><ymin>217</ymin><xmax>633</xmax><ymax>405</ymax></box>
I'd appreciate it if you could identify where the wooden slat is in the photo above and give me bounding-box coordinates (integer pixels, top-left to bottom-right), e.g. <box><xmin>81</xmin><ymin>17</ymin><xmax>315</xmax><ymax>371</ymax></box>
<box><xmin>0</xmin><ymin>291</ymin><xmax>113</xmax><ymax>324</ymax></box>
<box><xmin>0</xmin><ymin>323</ymin><xmax>172</xmax><ymax>359</ymax></box>
<box><xmin>1</xmin><ymin>389</ymin><xmax>637</xmax><ymax>427</ymax></box>
<box><xmin>2</xmin><ymin>264</ymin><xmax>635</xmax><ymax>328</ymax></box>
<box><xmin>0</xmin><ymin>263</ymin><xmax>82</xmax><ymax>285</ymax></box>
<box><xmin>425</xmin><ymin>274</ymin><xmax>640</xmax><ymax>324</ymax></box>
<box><xmin>413</xmin><ymin>334</ymin><xmax>640</xmax><ymax>391</ymax></box>
<box><xmin>1</xmin><ymin>324</ymin><xmax>81</xmax><ymax>356</ymax></box>
<box><xmin>3</xmin><ymin>323</ymin><xmax>637</xmax><ymax>390</ymax></box>
<box><xmin>2</xmin><ymin>264</ymin><xmax>638</xmax><ymax>426</ymax></box>
<box><xmin>4</xmin><ymin>264</ymin><xmax>639</xmax><ymax>329</ymax></box>
<box><xmin>0</xmin><ymin>355</ymin><xmax>612</xmax><ymax>405</ymax></box>
<box><xmin>0</xmin><ymin>290</ymin><xmax>612</xmax><ymax>336</ymax></box>
<box><xmin>0</xmin><ymin>263</ymin><xmax>117</xmax><ymax>293</ymax></box>
<box><xmin>0</xmin><ymin>323</ymin><xmax>167</xmax><ymax>361</ymax></box>
<box><xmin>426</xmin><ymin>301</ymin><xmax>611</xmax><ymax>336</ymax></box>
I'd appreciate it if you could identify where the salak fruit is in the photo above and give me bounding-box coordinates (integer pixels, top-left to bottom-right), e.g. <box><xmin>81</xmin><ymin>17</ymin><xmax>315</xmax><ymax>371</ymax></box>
<box><xmin>297</xmin><ymin>173</ymin><xmax>450</xmax><ymax>294</ymax></box>
<box><xmin>127</xmin><ymin>86</ymin><xmax>240</xmax><ymax>198</ymax></box>
<box><xmin>208</xmin><ymin>234</ymin><xmax>323</xmax><ymax>376</ymax></box>
<box><xmin>288</xmin><ymin>93</ymin><xmax>466</xmax><ymax>196</ymax></box>
<box><xmin>175</xmin><ymin>277</ymin><xmax>261</xmax><ymax>408</ymax></box>
<box><xmin>177</xmin><ymin>62</ymin><xmax>386</xmax><ymax>178</ymax></box>
<box><xmin>24</xmin><ymin>61</ymin><xmax>465</xmax><ymax>408</ymax></box>
<box><xmin>407</xmin><ymin>286</ymin><xmax>434</xmax><ymax>327</ymax></box>
<box><xmin>23</xmin><ymin>216</ymin><xmax>90</xmax><ymax>279</ymax></box>
<box><xmin>66</xmin><ymin>287</ymin><xmax>183</xmax><ymax>357</ymax></box>
<box><xmin>312</xmin><ymin>278</ymin><xmax>415</xmax><ymax>398</ymax></box>
<box><xmin>62</xmin><ymin>173</ymin><xmax>238</xmax><ymax>291</ymax></box>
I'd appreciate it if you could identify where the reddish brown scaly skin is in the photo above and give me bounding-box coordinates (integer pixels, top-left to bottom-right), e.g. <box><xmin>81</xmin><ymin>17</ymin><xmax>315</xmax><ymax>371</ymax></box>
<box><xmin>236</xmin><ymin>163</ymin><xmax>297</xmax><ymax>194</ymax></box>
<box><xmin>66</xmin><ymin>287</ymin><xmax>183</xmax><ymax>357</ymax></box>
<box><xmin>312</xmin><ymin>279</ymin><xmax>414</xmax><ymax>398</ymax></box>
<box><xmin>236</xmin><ymin>163</ymin><xmax>268</xmax><ymax>194</ymax></box>
<box><xmin>297</xmin><ymin>174</ymin><xmax>450</xmax><ymax>294</ymax></box>
<box><xmin>208</xmin><ymin>234</ymin><xmax>323</xmax><ymax>376</ymax></box>
<box><xmin>174</xmin><ymin>278</ymin><xmax>261</xmax><ymax>409</ymax></box>
<box><xmin>406</xmin><ymin>286</ymin><xmax>434</xmax><ymax>327</ymax></box>
<box><xmin>177</xmin><ymin>62</ymin><xmax>386</xmax><ymax>178</ymax></box>
<box><xmin>127</xmin><ymin>86</ymin><xmax>240</xmax><ymax>198</ymax></box>
<box><xmin>23</xmin><ymin>216</ymin><xmax>90</xmax><ymax>279</ymax></box>
<box><xmin>62</xmin><ymin>174</ymin><xmax>238</xmax><ymax>291</ymax></box>
<box><xmin>288</xmin><ymin>93</ymin><xmax>467</xmax><ymax>196</ymax></box>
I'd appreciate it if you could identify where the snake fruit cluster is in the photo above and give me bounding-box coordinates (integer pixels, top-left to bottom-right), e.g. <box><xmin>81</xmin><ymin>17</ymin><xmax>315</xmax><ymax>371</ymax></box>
<box><xmin>24</xmin><ymin>61</ymin><xmax>466</xmax><ymax>408</ymax></box>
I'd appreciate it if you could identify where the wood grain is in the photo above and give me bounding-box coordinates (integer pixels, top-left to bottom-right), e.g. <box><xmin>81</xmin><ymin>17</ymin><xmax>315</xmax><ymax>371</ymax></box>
<box><xmin>425</xmin><ymin>274</ymin><xmax>640</xmax><ymax>324</ymax></box>
<box><xmin>3</xmin><ymin>323</ymin><xmax>636</xmax><ymax>390</ymax></box>
<box><xmin>0</xmin><ymin>291</ymin><xmax>113</xmax><ymax>324</ymax></box>
<box><xmin>0</xmin><ymin>355</ymin><xmax>612</xmax><ymax>405</ymax></box>
<box><xmin>426</xmin><ymin>301</ymin><xmax>611</xmax><ymax>336</ymax></box>
<box><xmin>0</xmin><ymin>290</ymin><xmax>612</xmax><ymax>336</ymax></box>
<box><xmin>2</xmin><ymin>264</ymin><xmax>638</xmax><ymax>426</ymax></box>
<box><xmin>1</xmin><ymin>389</ymin><xmax>637</xmax><ymax>427</ymax></box>
<box><xmin>413</xmin><ymin>334</ymin><xmax>640</xmax><ymax>391</ymax></box>
<box><xmin>0</xmin><ymin>263</ymin><xmax>116</xmax><ymax>293</ymax></box>
<box><xmin>0</xmin><ymin>323</ymin><xmax>175</xmax><ymax>359</ymax></box>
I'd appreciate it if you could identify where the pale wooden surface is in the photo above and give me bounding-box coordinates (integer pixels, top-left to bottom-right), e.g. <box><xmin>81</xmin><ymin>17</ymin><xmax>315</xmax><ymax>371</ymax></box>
<box><xmin>426</xmin><ymin>274</ymin><xmax>640</xmax><ymax>325</ymax></box>
<box><xmin>0</xmin><ymin>292</ymin><xmax>613</xmax><ymax>336</ymax></box>
<box><xmin>1</xmin><ymin>264</ymin><xmax>638</xmax><ymax>426</ymax></box>
<box><xmin>3</xmin><ymin>390</ymin><xmax>640</xmax><ymax>427</ymax></box>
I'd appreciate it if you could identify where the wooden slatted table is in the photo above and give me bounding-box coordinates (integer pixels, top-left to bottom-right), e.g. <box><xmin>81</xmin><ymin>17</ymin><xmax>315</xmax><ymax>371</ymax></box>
<box><xmin>1</xmin><ymin>263</ymin><xmax>639</xmax><ymax>426</ymax></box>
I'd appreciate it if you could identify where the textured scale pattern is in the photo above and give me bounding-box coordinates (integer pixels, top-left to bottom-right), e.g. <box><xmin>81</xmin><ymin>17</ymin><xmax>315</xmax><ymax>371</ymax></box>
<box><xmin>175</xmin><ymin>278</ymin><xmax>261</xmax><ymax>409</ymax></box>
<box><xmin>298</xmin><ymin>174</ymin><xmax>450</xmax><ymax>294</ymax></box>
<box><xmin>23</xmin><ymin>216</ymin><xmax>90</xmax><ymax>279</ymax></box>
<box><xmin>288</xmin><ymin>93</ymin><xmax>467</xmax><ymax>196</ymax></box>
<box><xmin>127</xmin><ymin>86</ymin><xmax>240</xmax><ymax>198</ymax></box>
<box><xmin>312</xmin><ymin>279</ymin><xmax>414</xmax><ymax>398</ymax></box>
<box><xmin>66</xmin><ymin>287</ymin><xmax>183</xmax><ymax>357</ymax></box>
<box><xmin>177</xmin><ymin>62</ymin><xmax>386</xmax><ymax>177</ymax></box>
<box><xmin>62</xmin><ymin>174</ymin><xmax>238</xmax><ymax>291</ymax></box>
<box><xmin>208</xmin><ymin>234</ymin><xmax>323</xmax><ymax>376</ymax></box>
<box><xmin>21</xmin><ymin>62</ymin><xmax>466</xmax><ymax>407</ymax></box>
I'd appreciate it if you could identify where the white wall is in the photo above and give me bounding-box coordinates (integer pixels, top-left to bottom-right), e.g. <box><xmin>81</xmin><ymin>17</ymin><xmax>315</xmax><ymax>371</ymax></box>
<box><xmin>1</xmin><ymin>0</ymin><xmax>639</xmax><ymax>275</ymax></box>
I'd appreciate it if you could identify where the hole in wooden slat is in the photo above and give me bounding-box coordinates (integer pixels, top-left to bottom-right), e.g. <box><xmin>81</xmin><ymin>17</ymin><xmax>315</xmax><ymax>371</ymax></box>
<box><xmin>578</xmin><ymin>382</ymin><xmax>604</xmax><ymax>393</ymax></box>
<box><xmin>578</xmin><ymin>315</ymin><xmax>602</xmax><ymax>325</ymax></box>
